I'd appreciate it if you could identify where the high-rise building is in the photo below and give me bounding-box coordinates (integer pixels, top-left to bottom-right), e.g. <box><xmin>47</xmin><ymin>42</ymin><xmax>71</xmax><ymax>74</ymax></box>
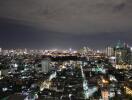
<box><xmin>105</xmin><ymin>46</ymin><xmax>114</xmax><ymax>57</ymax></box>
<box><xmin>114</xmin><ymin>41</ymin><xmax>131</xmax><ymax>65</ymax></box>
<box><xmin>0</xmin><ymin>48</ymin><xmax>2</xmax><ymax>52</ymax></box>
<box><xmin>0</xmin><ymin>48</ymin><xmax>2</xmax><ymax>55</ymax></box>
<box><xmin>131</xmin><ymin>47</ymin><xmax>132</xmax><ymax>65</ymax></box>
<box><xmin>41</xmin><ymin>58</ymin><xmax>51</xmax><ymax>73</ymax></box>
<box><xmin>0</xmin><ymin>70</ymin><xmax>1</xmax><ymax>77</ymax></box>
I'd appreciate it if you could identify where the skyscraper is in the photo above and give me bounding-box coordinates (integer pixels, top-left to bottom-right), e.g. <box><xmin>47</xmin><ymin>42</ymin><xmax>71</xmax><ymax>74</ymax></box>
<box><xmin>105</xmin><ymin>46</ymin><xmax>114</xmax><ymax>57</ymax></box>
<box><xmin>114</xmin><ymin>41</ymin><xmax>131</xmax><ymax>65</ymax></box>
<box><xmin>41</xmin><ymin>58</ymin><xmax>51</xmax><ymax>73</ymax></box>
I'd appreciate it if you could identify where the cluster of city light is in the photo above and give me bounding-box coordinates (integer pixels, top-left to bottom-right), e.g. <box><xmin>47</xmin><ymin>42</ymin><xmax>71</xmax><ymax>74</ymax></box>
<box><xmin>124</xmin><ymin>86</ymin><xmax>132</xmax><ymax>96</ymax></box>
<box><xmin>101</xmin><ymin>90</ymin><xmax>109</xmax><ymax>100</ymax></box>
<box><xmin>80</xmin><ymin>64</ymin><xmax>97</xmax><ymax>99</ymax></box>
<box><xmin>40</xmin><ymin>81</ymin><xmax>51</xmax><ymax>91</ymax></box>
<box><xmin>44</xmin><ymin>49</ymin><xmax>78</xmax><ymax>55</ymax></box>
<box><xmin>102</xmin><ymin>79</ymin><xmax>109</xmax><ymax>84</ymax></box>
<box><xmin>40</xmin><ymin>71</ymin><xmax>56</xmax><ymax>91</ymax></box>
<box><xmin>101</xmin><ymin>76</ymin><xmax>109</xmax><ymax>84</ymax></box>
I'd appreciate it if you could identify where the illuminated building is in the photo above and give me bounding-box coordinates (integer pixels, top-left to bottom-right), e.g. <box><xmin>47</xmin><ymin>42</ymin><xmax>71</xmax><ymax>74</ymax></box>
<box><xmin>114</xmin><ymin>41</ymin><xmax>131</xmax><ymax>65</ymax></box>
<box><xmin>109</xmin><ymin>56</ymin><xmax>116</xmax><ymax>65</ymax></box>
<box><xmin>0</xmin><ymin>70</ymin><xmax>2</xmax><ymax>79</ymax></box>
<box><xmin>101</xmin><ymin>90</ymin><xmax>109</xmax><ymax>100</ymax></box>
<box><xmin>105</xmin><ymin>46</ymin><xmax>114</xmax><ymax>57</ymax></box>
<box><xmin>0</xmin><ymin>69</ymin><xmax>9</xmax><ymax>76</ymax></box>
<box><xmin>124</xmin><ymin>86</ymin><xmax>132</xmax><ymax>96</ymax></box>
<box><xmin>41</xmin><ymin>58</ymin><xmax>51</xmax><ymax>73</ymax></box>
<box><xmin>0</xmin><ymin>48</ymin><xmax>2</xmax><ymax>52</ymax></box>
<box><xmin>0</xmin><ymin>48</ymin><xmax>2</xmax><ymax>55</ymax></box>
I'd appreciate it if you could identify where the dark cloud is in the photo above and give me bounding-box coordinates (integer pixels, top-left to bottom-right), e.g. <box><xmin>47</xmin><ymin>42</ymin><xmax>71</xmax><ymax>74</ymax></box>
<box><xmin>114</xmin><ymin>2</ymin><xmax>126</xmax><ymax>11</ymax></box>
<box><xmin>0</xmin><ymin>0</ymin><xmax>132</xmax><ymax>33</ymax></box>
<box><xmin>0</xmin><ymin>0</ymin><xmax>132</xmax><ymax>49</ymax></box>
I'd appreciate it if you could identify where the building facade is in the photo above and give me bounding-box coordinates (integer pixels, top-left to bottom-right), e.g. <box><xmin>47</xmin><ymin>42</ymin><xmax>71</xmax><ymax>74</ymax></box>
<box><xmin>41</xmin><ymin>58</ymin><xmax>51</xmax><ymax>73</ymax></box>
<box><xmin>105</xmin><ymin>46</ymin><xmax>114</xmax><ymax>57</ymax></box>
<box><xmin>114</xmin><ymin>42</ymin><xmax>131</xmax><ymax>65</ymax></box>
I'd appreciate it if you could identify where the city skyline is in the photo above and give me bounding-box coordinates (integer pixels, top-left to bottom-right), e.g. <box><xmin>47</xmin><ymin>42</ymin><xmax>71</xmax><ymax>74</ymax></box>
<box><xmin>0</xmin><ymin>1</ymin><xmax>132</xmax><ymax>99</ymax></box>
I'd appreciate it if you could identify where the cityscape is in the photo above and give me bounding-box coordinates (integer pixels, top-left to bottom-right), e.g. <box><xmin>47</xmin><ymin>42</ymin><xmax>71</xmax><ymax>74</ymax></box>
<box><xmin>1</xmin><ymin>0</ymin><xmax>132</xmax><ymax>100</ymax></box>
<box><xmin>0</xmin><ymin>41</ymin><xmax>132</xmax><ymax>100</ymax></box>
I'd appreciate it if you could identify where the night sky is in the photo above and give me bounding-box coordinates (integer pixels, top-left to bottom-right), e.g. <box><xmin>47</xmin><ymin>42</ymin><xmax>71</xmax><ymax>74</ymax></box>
<box><xmin>0</xmin><ymin>0</ymin><xmax>132</xmax><ymax>49</ymax></box>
